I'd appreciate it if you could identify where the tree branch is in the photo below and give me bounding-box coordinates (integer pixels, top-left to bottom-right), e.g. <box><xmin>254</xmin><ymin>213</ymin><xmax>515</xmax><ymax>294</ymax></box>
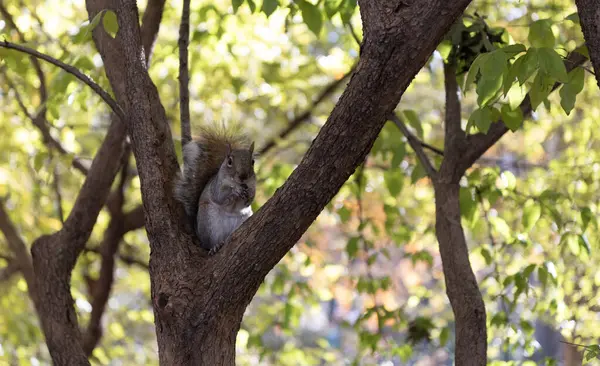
<box><xmin>389</xmin><ymin>113</ymin><xmax>437</xmax><ymax>178</ymax></box>
<box><xmin>258</xmin><ymin>65</ymin><xmax>356</xmax><ymax>155</ymax></box>
<box><xmin>0</xmin><ymin>200</ymin><xmax>35</xmax><ymax>298</ymax></box>
<box><xmin>0</xmin><ymin>41</ymin><xmax>125</xmax><ymax>121</ymax></box>
<box><xmin>459</xmin><ymin>49</ymin><xmax>588</xmax><ymax>173</ymax></box>
<box><xmin>178</xmin><ymin>0</ymin><xmax>191</xmax><ymax>148</ymax></box>
<box><xmin>0</xmin><ymin>259</ymin><xmax>20</xmax><ymax>282</ymax></box>
<box><xmin>83</xmin><ymin>152</ymin><xmax>131</xmax><ymax>355</ymax></box>
<box><xmin>140</xmin><ymin>0</ymin><xmax>166</xmax><ymax>63</ymax></box>
<box><xmin>443</xmin><ymin>60</ymin><xmax>464</xmax><ymax>150</ymax></box>
<box><xmin>84</xmin><ymin>247</ymin><xmax>148</xmax><ymax>269</ymax></box>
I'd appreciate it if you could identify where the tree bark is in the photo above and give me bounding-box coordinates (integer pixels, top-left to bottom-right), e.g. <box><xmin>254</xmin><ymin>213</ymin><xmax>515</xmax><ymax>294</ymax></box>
<box><xmin>575</xmin><ymin>0</ymin><xmax>600</xmax><ymax>88</ymax></box>
<box><xmin>434</xmin><ymin>181</ymin><xmax>487</xmax><ymax>365</ymax></box>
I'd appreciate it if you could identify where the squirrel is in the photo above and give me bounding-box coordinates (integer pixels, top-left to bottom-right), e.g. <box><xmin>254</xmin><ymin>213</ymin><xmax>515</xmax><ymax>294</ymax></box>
<box><xmin>173</xmin><ymin>124</ymin><xmax>256</xmax><ymax>255</ymax></box>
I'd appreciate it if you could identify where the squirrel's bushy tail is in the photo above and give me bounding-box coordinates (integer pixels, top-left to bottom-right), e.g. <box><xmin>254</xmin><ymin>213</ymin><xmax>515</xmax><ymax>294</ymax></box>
<box><xmin>174</xmin><ymin>142</ymin><xmax>204</xmax><ymax>222</ymax></box>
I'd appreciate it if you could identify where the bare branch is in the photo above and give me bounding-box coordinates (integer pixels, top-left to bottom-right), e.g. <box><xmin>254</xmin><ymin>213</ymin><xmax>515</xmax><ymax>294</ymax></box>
<box><xmin>389</xmin><ymin>113</ymin><xmax>437</xmax><ymax>178</ymax></box>
<box><xmin>178</xmin><ymin>0</ymin><xmax>191</xmax><ymax>148</ymax></box>
<box><xmin>443</xmin><ymin>60</ymin><xmax>464</xmax><ymax>149</ymax></box>
<box><xmin>53</xmin><ymin>168</ymin><xmax>65</xmax><ymax>223</ymax></box>
<box><xmin>85</xmin><ymin>246</ymin><xmax>147</xmax><ymax>269</ymax></box>
<box><xmin>0</xmin><ymin>200</ymin><xmax>35</xmax><ymax>296</ymax></box>
<box><xmin>0</xmin><ymin>259</ymin><xmax>20</xmax><ymax>282</ymax></box>
<box><xmin>140</xmin><ymin>0</ymin><xmax>166</xmax><ymax>64</ymax></box>
<box><xmin>0</xmin><ymin>41</ymin><xmax>125</xmax><ymax>121</ymax></box>
<box><xmin>83</xmin><ymin>153</ymin><xmax>130</xmax><ymax>355</ymax></box>
<box><xmin>460</xmin><ymin>50</ymin><xmax>588</xmax><ymax>172</ymax></box>
<box><xmin>258</xmin><ymin>65</ymin><xmax>356</xmax><ymax>155</ymax></box>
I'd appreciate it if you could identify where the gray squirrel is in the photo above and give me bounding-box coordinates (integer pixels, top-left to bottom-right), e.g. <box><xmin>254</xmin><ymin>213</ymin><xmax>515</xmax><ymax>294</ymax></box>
<box><xmin>173</xmin><ymin>125</ymin><xmax>256</xmax><ymax>255</ymax></box>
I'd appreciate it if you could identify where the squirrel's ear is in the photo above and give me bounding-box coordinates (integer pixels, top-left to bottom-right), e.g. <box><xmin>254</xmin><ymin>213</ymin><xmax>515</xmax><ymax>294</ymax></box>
<box><xmin>249</xmin><ymin>141</ymin><xmax>255</xmax><ymax>154</ymax></box>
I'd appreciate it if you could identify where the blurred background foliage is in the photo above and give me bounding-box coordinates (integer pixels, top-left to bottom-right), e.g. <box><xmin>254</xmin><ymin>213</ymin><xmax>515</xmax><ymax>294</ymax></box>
<box><xmin>0</xmin><ymin>0</ymin><xmax>599</xmax><ymax>364</ymax></box>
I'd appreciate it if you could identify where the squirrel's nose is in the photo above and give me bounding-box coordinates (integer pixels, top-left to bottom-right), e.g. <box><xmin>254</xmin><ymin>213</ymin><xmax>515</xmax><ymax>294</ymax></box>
<box><xmin>239</xmin><ymin>173</ymin><xmax>248</xmax><ymax>181</ymax></box>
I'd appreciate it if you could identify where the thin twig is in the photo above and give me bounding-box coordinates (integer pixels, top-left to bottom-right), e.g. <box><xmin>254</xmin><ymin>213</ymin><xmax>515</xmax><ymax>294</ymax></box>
<box><xmin>83</xmin><ymin>247</ymin><xmax>148</xmax><ymax>269</ymax></box>
<box><xmin>347</xmin><ymin>22</ymin><xmax>362</xmax><ymax>46</ymax></box>
<box><xmin>178</xmin><ymin>0</ymin><xmax>191</xmax><ymax>148</ymax></box>
<box><xmin>0</xmin><ymin>40</ymin><xmax>125</xmax><ymax>121</ymax></box>
<box><xmin>389</xmin><ymin>113</ymin><xmax>437</xmax><ymax>178</ymax></box>
<box><xmin>259</xmin><ymin>65</ymin><xmax>356</xmax><ymax>155</ymax></box>
<box><xmin>53</xmin><ymin>167</ymin><xmax>65</xmax><ymax>223</ymax></box>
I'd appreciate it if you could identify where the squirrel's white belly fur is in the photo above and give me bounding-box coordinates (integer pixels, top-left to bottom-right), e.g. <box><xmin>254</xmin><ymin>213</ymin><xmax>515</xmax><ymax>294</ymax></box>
<box><xmin>199</xmin><ymin>202</ymin><xmax>252</xmax><ymax>247</ymax></box>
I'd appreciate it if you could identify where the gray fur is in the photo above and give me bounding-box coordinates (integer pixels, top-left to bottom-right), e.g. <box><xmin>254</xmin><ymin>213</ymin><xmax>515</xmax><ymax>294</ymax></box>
<box><xmin>174</xmin><ymin>139</ymin><xmax>256</xmax><ymax>255</ymax></box>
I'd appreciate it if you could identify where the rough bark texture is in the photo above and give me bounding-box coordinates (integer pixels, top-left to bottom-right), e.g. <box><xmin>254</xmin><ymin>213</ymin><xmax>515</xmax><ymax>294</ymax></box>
<box><xmin>576</xmin><ymin>0</ymin><xmax>600</xmax><ymax>88</ymax></box>
<box><xmin>434</xmin><ymin>59</ymin><xmax>487</xmax><ymax>365</ymax></box>
<box><xmin>92</xmin><ymin>0</ymin><xmax>474</xmax><ymax>364</ymax></box>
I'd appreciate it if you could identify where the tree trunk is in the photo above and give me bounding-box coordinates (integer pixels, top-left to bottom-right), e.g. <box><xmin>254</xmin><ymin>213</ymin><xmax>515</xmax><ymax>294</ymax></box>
<box><xmin>434</xmin><ymin>181</ymin><xmax>487</xmax><ymax>365</ymax></box>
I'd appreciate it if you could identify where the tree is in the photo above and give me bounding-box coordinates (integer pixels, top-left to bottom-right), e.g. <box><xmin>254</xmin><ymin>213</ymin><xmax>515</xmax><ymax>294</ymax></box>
<box><xmin>1</xmin><ymin>0</ymin><xmax>599</xmax><ymax>365</ymax></box>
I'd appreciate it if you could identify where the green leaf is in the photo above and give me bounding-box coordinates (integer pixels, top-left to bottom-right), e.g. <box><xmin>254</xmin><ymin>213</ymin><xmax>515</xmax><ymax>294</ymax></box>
<box><xmin>579</xmin><ymin>234</ymin><xmax>591</xmax><ymax>256</ymax></box>
<box><xmin>339</xmin><ymin>0</ymin><xmax>357</xmax><ymax>25</ymax></box>
<box><xmin>73</xmin><ymin>10</ymin><xmax>106</xmax><ymax>43</ymax></box>
<box><xmin>566</xmin><ymin>12</ymin><xmax>580</xmax><ymax>24</ymax></box>
<box><xmin>501</xmin><ymin>44</ymin><xmax>526</xmax><ymax>58</ymax></box>
<box><xmin>232</xmin><ymin>0</ymin><xmax>244</xmax><ymax>13</ymax></box>
<box><xmin>506</xmin><ymin>82</ymin><xmax>528</xmax><ymax>110</ymax></box>
<box><xmin>247</xmin><ymin>0</ymin><xmax>257</xmax><ymax>12</ymax></box>
<box><xmin>516</xmin><ymin>49</ymin><xmax>539</xmax><ymax>85</ymax></box>
<box><xmin>297</xmin><ymin>0</ymin><xmax>323</xmax><ymax>36</ymax></box>
<box><xmin>402</xmin><ymin>110</ymin><xmax>423</xmax><ymax>138</ymax></box>
<box><xmin>529</xmin><ymin>72</ymin><xmax>554</xmax><ymax>110</ymax></box>
<box><xmin>261</xmin><ymin>0</ymin><xmax>279</xmax><ymax>17</ymax></box>
<box><xmin>459</xmin><ymin>187</ymin><xmax>478</xmax><ymax>225</ymax></box>
<box><xmin>562</xmin><ymin>233</ymin><xmax>580</xmax><ymax>256</ymax></box>
<box><xmin>347</xmin><ymin>237</ymin><xmax>360</xmax><ymax>258</ymax></box>
<box><xmin>559</xmin><ymin>67</ymin><xmax>585</xmax><ymax>115</ymax></box>
<box><xmin>102</xmin><ymin>10</ymin><xmax>119</xmax><ymax>38</ymax></box>
<box><xmin>439</xmin><ymin>327</ymin><xmax>450</xmax><ymax>346</ymax></box>
<box><xmin>500</xmin><ymin>104</ymin><xmax>523</xmax><ymax>132</ymax></box>
<box><xmin>523</xmin><ymin>264</ymin><xmax>536</xmax><ymax>278</ymax></box>
<box><xmin>464</xmin><ymin>53</ymin><xmax>487</xmax><ymax>92</ymax></box>
<box><xmin>538</xmin><ymin>266</ymin><xmax>548</xmax><ymax>288</ymax></box>
<box><xmin>476</xmin><ymin>74</ymin><xmax>504</xmax><ymax>107</ymax></box>
<box><xmin>480</xmin><ymin>247</ymin><xmax>493</xmax><ymax>265</ymax></box>
<box><xmin>467</xmin><ymin>107</ymin><xmax>492</xmax><ymax>134</ymax></box>
<box><xmin>522</xmin><ymin>199</ymin><xmax>541</xmax><ymax>231</ymax></box>
<box><xmin>581</xmin><ymin>207</ymin><xmax>593</xmax><ymax>232</ymax></box>
<box><xmin>384</xmin><ymin>170</ymin><xmax>404</xmax><ymax>196</ymax></box>
<box><xmin>337</xmin><ymin>205</ymin><xmax>351</xmax><ymax>223</ymax></box>
<box><xmin>411</xmin><ymin>162</ymin><xmax>427</xmax><ymax>183</ymax></box>
<box><xmin>324</xmin><ymin>0</ymin><xmax>343</xmax><ymax>18</ymax></box>
<box><xmin>528</xmin><ymin>19</ymin><xmax>555</xmax><ymax>48</ymax></box>
<box><xmin>490</xmin><ymin>216</ymin><xmax>511</xmax><ymax>240</ymax></box>
<box><xmin>391</xmin><ymin>142</ymin><xmax>406</xmax><ymax>168</ymax></box>
<box><xmin>537</xmin><ymin>47</ymin><xmax>568</xmax><ymax>83</ymax></box>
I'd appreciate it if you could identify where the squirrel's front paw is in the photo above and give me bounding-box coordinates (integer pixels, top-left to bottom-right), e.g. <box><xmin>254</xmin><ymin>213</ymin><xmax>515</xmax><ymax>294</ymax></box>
<box><xmin>208</xmin><ymin>241</ymin><xmax>225</xmax><ymax>256</ymax></box>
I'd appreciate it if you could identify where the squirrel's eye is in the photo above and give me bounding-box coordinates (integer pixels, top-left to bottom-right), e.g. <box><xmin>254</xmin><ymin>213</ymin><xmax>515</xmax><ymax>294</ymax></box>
<box><xmin>227</xmin><ymin>157</ymin><xmax>233</xmax><ymax>167</ymax></box>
